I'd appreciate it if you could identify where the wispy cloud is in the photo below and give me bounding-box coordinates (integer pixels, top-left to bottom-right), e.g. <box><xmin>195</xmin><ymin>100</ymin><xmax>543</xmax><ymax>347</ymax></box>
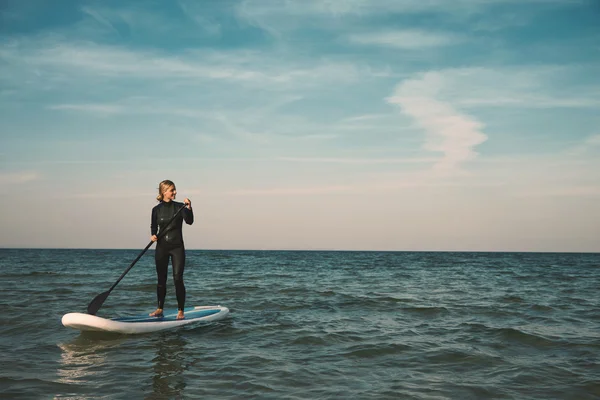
<box><xmin>586</xmin><ymin>134</ymin><xmax>600</xmax><ymax>146</ymax></box>
<box><xmin>277</xmin><ymin>156</ymin><xmax>435</xmax><ymax>164</ymax></box>
<box><xmin>22</xmin><ymin>43</ymin><xmax>263</xmax><ymax>81</ymax></box>
<box><xmin>235</xmin><ymin>0</ymin><xmax>462</xmax><ymax>22</ymax></box>
<box><xmin>221</xmin><ymin>172</ymin><xmax>505</xmax><ymax>198</ymax></box>
<box><xmin>226</xmin><ymin>185</ymin><xmax>356</xmax><ymax>196</ymax></box>
<box><xmin>423</xmin><ymin>67</ymin><xmax>600</xmax><ymax>110</ymax></box>
<box><xmin>348</xmin><ymin>30</ymin><xmax>463</xmax><ymax>49</ymax></box>
<box><xmin>516</xmin><ymin>185</ymin><xmax>600</xmax><ymax>198</ymax></box>
<box><xmin>235</xmin><ymin>0</ymin><xmax>574</xmax><ymax>32</ymax></box>
<box><xmin>0</xmin><ymin>39</ymin><xmax>365</xmax><ymax>90</ymax></box>
<box><xmin>387</xmin><ymin>72</ymin><xmax>488</xmax><ymax>172</ymax></box>
<box><xmin>70</xmin><ymin>191</ymin><xmax>149</xmax><ymax>199</ymax></box>
<box><xmin>49</xmin><ymin>103</ymin><xmax>123</xmax><ymax>114</ymax></box>
<box><xmin>47</xmin><ymin>101</ymin><xmax>211</xmax><ymax>118</ymax></box>
<box><xmin>0</xmin><ymin>171</ymin><xmax>39</xmax><ymax>184</ymax></box>
<box><xmin>4</xmin><ymin>159</ymin><xmax>137</xmax><ymax>166</ymax></box>
<box><xmin>341</xmin><ymin>114</ymin><xmax>389</xmax><ymax>122</ymax></box>
<box><xmin>285</xmin><ymin>134</ymin><xmax>341</xmax><ymax>142</ymax></box>
<box><xmin>177</xmin><ymin>0</ymin><xmax>222</xmax><ymax>36</ymax></box>
<box><xmin>80</xmin><ymin>6</ymin><xmax>121</xmax><ymax>35</ymax></box>
<box><xmin>74</xmin><ymin>3</ymin><xmax>204</xmax><ymax>40</ymax></box>
<box><xmin>567</xmin><ymin>134</ymin><xmax>600</xmax><ymax>155</ymax></box>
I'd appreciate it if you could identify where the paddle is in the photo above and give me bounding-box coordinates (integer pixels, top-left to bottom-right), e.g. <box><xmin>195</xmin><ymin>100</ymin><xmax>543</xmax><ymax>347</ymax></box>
<box><xmin>87</xmin><ymin>203</ymin><xmax>188</xmax><ymax>315</ymax></box>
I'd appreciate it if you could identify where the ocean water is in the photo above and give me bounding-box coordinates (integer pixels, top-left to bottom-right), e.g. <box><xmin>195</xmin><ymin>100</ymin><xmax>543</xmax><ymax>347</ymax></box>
<box><xmin>0</xmin><ymin>249</ymin><xmax>599</xmax><ymax>400</ymax></box>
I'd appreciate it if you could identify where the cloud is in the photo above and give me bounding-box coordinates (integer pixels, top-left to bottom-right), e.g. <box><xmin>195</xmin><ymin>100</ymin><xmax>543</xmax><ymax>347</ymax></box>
<box><xmin>0</xmin><ymin>38</ymin><xmax>364</xmax><ymax>91</ymax></box>
<box><xmin>74</xmin><ymin>3</ymin><xmax>203</xmax><ymax>40</ymax></box>
<box><xmin>218</xmin><ymin>169</ymin><xmax>507</xmax><ymax>198</ymax></box>
<box><xmin>236</xmin><ymin>0</ymin><xmax>476</xmax><ymax>39</ymax></box>
<box><xmin>341</xmin><ymin>114</ymin><xmax>389</xmax><ymax>122</ymax></box>
<box><xmin>234</xmin><ymin>0</ymin><xmax>476</xmax><ymax>20</ymax></box>
<box><xmin>226</xmin><ymin>185</ymin><xmax>356</xmax><ymax>196</ymax></box>
<box><xmin>443</xmin><ymin>67</ymin><xmax>600</xmax><ymax>110</ymax></box>
<box><xmin>177</xmin><ymin>0</ymin><xmax>222</xmax><ymax>36</ymax></box>
<box><xmin>49</xmin><ymin>103</ymin><xmax>123</xmax><ymax>114</ymax></box>
<box><xmin>567</xmin><ymin>134</ymin><xmax>600</xmax><ymax>156</ymax></box>
<box><xmin>382</xmin><ymin>66</ymin><xmax>600</xmax><ymax>116</ymax></box>
<box><xmin>80</xmin><ymin>6</ymin><xmax>121</xmax><ymax>35</ymax></box>
<box><xmin>0</xmin><ymin>171</ymin><xmax>39</xmax><ymax>184</ymax></box>
<box><xmin>235</xmin><ymin>0</ymin><xmax>576</xmax><ymax>26</ymax></box>
<box><xmin>387</xmin><ymin>72</ymin><xmax>488</xmax><ymax>172</ymax></box>
<box><xmin>585</xmin><ymin>134</ymin><xmax>600</xmax><ymax>146</ymax></box>
<box><xmin>70</xmin><ymin>191</ymin><xmax>148</xmax><ymax>199</ymax></box>
<box><xmin>47</xmin><ymin>101</ymin><xmax>211</xmax><ymax>118</ymax></box>
<box><xmin>24</xmin><ymin>43</ymin><xmax>263</xmax><ymax>81</ymax></box>
<box><xmin>287</xmin><ymin>134</ymin><xmax>340</xmax><ymax>141</ymax></box>
<box><xmin>515</xmin><ymin>185</ymin><xmax>600</xmax><ymax>198</ymax></box>
<box><xmin>348</xmin><ymin>30</ymin><xmax>463</xmax><ymax>49</ymax></box>
<box><xmin>212</xmin><ymin>113</ymin><xmax>271</xmax><ymax>143</ymax></box>
<box><xmin>277</xmin><ymin>156</ymin><xmax>435</xmax><ymax>164</ymax></box>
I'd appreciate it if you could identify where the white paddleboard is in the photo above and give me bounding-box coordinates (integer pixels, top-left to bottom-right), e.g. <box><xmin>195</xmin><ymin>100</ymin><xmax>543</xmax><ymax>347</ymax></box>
<box><xmin>62</xmin><ymin>305</ymin><xmax>229</xmax><ymax>334</ymax></box>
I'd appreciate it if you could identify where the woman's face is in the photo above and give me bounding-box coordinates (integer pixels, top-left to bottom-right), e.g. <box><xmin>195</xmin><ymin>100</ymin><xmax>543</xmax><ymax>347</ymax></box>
<box><xmin>163</xmin><ymin>185</ymin><xmax>177</xmax><ymax>202</ymax></box>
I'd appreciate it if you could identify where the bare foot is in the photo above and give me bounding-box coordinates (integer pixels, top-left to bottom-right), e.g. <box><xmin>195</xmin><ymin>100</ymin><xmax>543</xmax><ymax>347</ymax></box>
<box><xmin>149</xmin><ymin>308</ymin><xmax>164</xmax><ymax>317</ymax></box>
<box><xmin>177</xmin><ymin>310</ymin><xmax>185</xmax><ymax>320</ymax></box>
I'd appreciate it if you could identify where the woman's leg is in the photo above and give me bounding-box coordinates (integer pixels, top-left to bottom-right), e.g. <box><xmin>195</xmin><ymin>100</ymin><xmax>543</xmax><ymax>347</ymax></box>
<box><xmin>171</xmin><ymin>246</ymin><xmax>186</xmax><ymax>318</ymax></box>
<box><xmin>151</xmin><ymin>244</ymin><xmax>170</xmax><ymax>316</ymax></box>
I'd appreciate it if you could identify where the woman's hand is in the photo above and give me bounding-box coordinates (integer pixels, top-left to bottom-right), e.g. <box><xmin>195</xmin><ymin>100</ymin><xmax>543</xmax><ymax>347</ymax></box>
<box><xmin>150</xmin><ymin>235</ymin><xmax>158</xmax><ymax>242</ymax></box>
<box><xmin>184</xmin><ymin>198</ymin><xmax>192</xmax><ymax>209</ymax></box>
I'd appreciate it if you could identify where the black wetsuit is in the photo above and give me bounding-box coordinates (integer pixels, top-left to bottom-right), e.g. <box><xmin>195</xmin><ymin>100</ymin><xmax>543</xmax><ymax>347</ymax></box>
<box><xmin>151</xmin><ymin>201</ymin><xmax>194</xmax><ymax>310</ymax></box>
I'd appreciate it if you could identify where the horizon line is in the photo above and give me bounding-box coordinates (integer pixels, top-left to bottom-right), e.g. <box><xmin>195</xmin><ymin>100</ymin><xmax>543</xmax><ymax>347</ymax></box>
<box><xmin>1</xmin><ymin>247</ymin><xmax>598</xmax><ymax>254</ymax></box>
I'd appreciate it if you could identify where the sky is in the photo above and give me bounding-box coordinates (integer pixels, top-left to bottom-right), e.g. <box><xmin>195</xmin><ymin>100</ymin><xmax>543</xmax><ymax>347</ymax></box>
<box><xmin>1</xmin><ymin>0</ymin><xmax>599</xmax><ymax>252</ymax></box>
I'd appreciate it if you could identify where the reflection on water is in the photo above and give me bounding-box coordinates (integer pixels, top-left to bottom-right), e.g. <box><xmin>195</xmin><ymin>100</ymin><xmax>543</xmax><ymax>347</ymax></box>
<box><xmin>149</xmin><ymin>332</ymin><xmax>188</xmax><ymax>399</ymax></box>
<box><xmin>56</xmin><ymin>329</ymin><xmax>199</xmax><ymax>399</ymax></box>
<box><xmin>56</xmin><ymin>332</ymin><xmax>126</xmax><ymax>385</ymax></box>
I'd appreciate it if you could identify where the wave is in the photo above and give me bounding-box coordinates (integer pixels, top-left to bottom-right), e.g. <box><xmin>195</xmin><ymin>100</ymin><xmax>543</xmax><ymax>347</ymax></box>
<box><xmin>401</xmin><ymin>306</ymin><xmax>450</xmax><ymax>316</ymax></box>
<box><xmin>501</xmin><ymin>295</ymin><xmax>525</xmax><ymax>303</ymax></box>
<box><xmin>3</xmin><ymin>271</ymin><xmax>61</xmax><ymax>278</ymax></box>
<box><xmin>0</xmin><ymin>376</ymin><xmax>75</xmax><ymax>398</ymax></box>
<box><xmin>421</xmin><ymin>347</ymin><xmax>504</xmax><ymax>367</ymax></box>
<box><xmin>340</xmin><ymin>342</ymin><xmax>412</xmax><ymax>359</ymax></box>
<box><xmin>497</xmin><ymin>327</ymin><xmax>562</xmax><ymax>347</ymax></box>
<box><xmin>530</xmin><ymin>304</ymin><xmax>554</xmax><ymax>312</ymax></box>
<box><xmin>290</xmin><ymin>334</ymin><xmax>329</xmax><ymax>346</ymax></box>
<box><xmin>460</xmin><ymin>323</ymin><xmax>562</xmax><ymax>348</ymax></box>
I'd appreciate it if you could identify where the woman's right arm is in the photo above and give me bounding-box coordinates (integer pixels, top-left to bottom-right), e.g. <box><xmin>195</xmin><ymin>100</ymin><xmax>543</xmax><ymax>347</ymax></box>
<box><xmin>150</xmin><ymin>206</ymin><xmax>158</xmax><ymax>241</ymax></box>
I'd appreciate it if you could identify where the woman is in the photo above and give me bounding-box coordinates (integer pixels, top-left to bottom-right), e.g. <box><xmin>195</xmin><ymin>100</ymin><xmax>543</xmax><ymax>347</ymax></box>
<box><xmin>149</xmin><ymin>180</ymin><xmax>194</xmax><ymax>320</ymax></box>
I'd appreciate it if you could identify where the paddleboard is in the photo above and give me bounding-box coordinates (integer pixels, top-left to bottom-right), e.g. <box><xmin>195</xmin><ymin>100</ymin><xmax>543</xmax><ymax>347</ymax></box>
<box><xmin>62</xmin><ymin>305</ymin><xmax>229</xmax><ymax>334</ymax></box>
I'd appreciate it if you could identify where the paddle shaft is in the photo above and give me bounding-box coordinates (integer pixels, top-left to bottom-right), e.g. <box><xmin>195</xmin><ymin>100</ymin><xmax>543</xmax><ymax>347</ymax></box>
<box><xmin>87</xmin><ymin>203</ymin><xmax>188</xmax><ymax>314</ymax></box>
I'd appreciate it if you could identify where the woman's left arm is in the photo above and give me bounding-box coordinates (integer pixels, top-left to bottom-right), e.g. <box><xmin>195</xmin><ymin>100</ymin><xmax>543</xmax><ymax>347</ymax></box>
<box><xmin>183</xmin><ymin>198</ymin><xmax>194</xmax><ymax>225</ymax></box>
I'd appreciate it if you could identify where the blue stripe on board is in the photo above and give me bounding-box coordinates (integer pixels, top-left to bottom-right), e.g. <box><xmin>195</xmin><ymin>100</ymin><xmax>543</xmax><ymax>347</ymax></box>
<box><xmin>112</xmin><ymin>307</ymin><xmax>220</xmax><ymax>323</ymax></box>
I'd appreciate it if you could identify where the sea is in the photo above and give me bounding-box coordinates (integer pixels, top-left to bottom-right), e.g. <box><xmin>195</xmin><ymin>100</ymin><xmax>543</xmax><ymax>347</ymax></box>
<box><xmin>0</xmin><ymin>249</ymin><xmax>599</xmax><ymax>400</ymax></box>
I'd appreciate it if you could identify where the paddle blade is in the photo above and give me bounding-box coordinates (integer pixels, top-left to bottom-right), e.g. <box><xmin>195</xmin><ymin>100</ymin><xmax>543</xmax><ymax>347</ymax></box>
<box><xmin>87</xmin><ymin>291</ymin><xmax>110</xmax><ymax>315</ymax></box>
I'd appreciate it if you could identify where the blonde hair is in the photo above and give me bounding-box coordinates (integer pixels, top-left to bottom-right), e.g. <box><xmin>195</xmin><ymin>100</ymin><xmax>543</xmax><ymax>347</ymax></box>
<box><xmin>156</xmin><ymin>180</ymin><xmax>176</xmax><ymax>201</ymax></box>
